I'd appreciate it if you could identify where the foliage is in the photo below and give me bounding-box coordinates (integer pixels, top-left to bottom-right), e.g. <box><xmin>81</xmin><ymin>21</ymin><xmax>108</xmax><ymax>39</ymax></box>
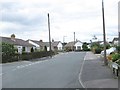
<box><xmin>31</xmin><ymin>47</ymin><xmax>34</xmax><ymax>52</ymax></box>
<box><xmin>91</xmin><ymin>42</ymin><xmax>102</xmax><ymax>54</ymax></box>
<box><xmin>44</xmin><ymin>46</ymin><xmax>47</xmax><ymax>51</ymax></box>
<box><xmin>111</xmin><ymin>53</ymin><xmax>120</xmax><ymax>62</ymax></box>
<box><xmin>116</xmin><ymin>60</ymin><xmax>120</xmax><ymax>65</ymax></box>
<box><xmin>116</xmin><ymin>45</ymin><xmax>120</xmax><ymax>53</ymax></box>
<box><xmin>94</xmin><ymin>48</ymin><xmax>102</xmax><ymax>54</ymax></box>
<box><xmin>82</xmin><ymin>43</ymin><xmax>89</xmax><ymax>51</ymax></box>
<box><xmin>1</xmin><ymin>42</ymin><xmax>16</xmax><ymax>62</ymax></box>
<box><xmin>2</xmin><ymin>51</ymin><xmax>55</xmax><ymax>63</ymax></box>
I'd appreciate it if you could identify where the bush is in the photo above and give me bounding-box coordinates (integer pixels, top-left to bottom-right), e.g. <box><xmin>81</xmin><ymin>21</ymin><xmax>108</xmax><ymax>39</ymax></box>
<box><xmin>2</xmin><ymin>51</ymin><xmax>55</xmax><ymax>63</ymax></box>
<box><xmin>112</xmin><ymin>53</ymin><xmax>120</xmax><ymax>62</ymax></box>
<box><xmin>116</xmin><ymin>46</ymin><xmax>120</xmax><ymax>53</ymax></box>
<box><xmin>1</xmin><ymin>42</ymin><xmax>16</xmax><ymax>63</ymax></box>
<box><xmin>94</xmin><ymin>48</ymin><xmax>102</xmax><ymax>54</ymax></box>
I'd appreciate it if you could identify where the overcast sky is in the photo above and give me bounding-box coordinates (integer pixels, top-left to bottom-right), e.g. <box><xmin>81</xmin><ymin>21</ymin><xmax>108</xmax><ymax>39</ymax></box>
<box><xmin>0</xmin><ymin>0</ymin><xmax>119</xmax><ymax>43</ymax></box>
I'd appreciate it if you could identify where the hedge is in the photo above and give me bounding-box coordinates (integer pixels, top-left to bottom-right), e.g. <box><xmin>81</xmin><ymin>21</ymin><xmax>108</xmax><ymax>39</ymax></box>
<box><xmin>2</xmin><ymin>51</ymin><xmax>55</xmax><ymax>63</ymax></box>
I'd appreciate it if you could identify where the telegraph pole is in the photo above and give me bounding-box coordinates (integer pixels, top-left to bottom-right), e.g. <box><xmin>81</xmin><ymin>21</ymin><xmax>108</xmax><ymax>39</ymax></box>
<box><xmin>48</xmin><ymin>13</ymin><xmax>52</xmax><ymax>52</ymax></box>
<box><xmin>74</xmin><ymin>32</ymin><xmax>75</xmax><ymax>51</ymax></box>
<box><xmin>118</xmin><ymin>2</ymin><xmax>120</xmax><ymax>45</ymax></box>
<box><xmin>102</xmin><ymin>0</ymin><xmax>108</xmax><ymax>65</ymax></box>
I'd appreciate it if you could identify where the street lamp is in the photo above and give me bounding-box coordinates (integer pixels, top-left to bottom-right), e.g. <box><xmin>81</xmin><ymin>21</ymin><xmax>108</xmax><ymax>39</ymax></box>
<box><xmin>102</xmin><ymin>0</ymin><xmax>108</xmax><ymax>65</ymax></box>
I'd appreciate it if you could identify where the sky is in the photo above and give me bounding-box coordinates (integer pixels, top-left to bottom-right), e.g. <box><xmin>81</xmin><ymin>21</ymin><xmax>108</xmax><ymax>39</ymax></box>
<box><xmin>0</xmin><ymin>0</ymin><xmax>119</xmax><ymax>43</ymax></box>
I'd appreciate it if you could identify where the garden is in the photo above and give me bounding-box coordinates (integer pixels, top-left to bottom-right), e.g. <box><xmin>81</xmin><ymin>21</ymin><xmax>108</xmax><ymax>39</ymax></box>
<box><xmin>1</xmin><ymin>42</ymin><xmax>55</xmax><ymax>63</ymax></box>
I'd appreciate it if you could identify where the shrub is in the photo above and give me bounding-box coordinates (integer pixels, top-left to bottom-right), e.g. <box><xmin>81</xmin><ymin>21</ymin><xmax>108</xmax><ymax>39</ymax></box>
<box><xmin>94</xmin><ymin>48</ymin><xmax>102</xmax><ymax>54</ymax></box>
<box><xmin>1</xmin><ymin>42</ymin><xmax>16</xmax><ymax>63</ymax></box>
<box><xmin>112</xmin><ymin>53</ymin><xmax>120</xmax><ymax>62</ymax></box>
<box><xmin>116</xmin><ymin>46</ymin><xmax>120</xmax><ymax>53</ymax></box>
<box><xmin>2</xmin><ymin>51</ymin><xmax>55</xmax><ymax>63</ymax></box>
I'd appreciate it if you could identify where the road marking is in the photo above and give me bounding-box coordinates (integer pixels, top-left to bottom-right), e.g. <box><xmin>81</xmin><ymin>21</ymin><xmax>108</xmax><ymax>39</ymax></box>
<box><xmin>78</xmin><ymin>52</ymin><xmax>87</xmax><ymax>88</ymax></box>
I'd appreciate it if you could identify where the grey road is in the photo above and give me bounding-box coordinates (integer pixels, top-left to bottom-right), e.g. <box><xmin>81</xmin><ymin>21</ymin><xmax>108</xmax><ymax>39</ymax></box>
<box><xmin>2</xmin><ymin>52</ymin><xmax>86</xmax><ymax>88</ymax></box>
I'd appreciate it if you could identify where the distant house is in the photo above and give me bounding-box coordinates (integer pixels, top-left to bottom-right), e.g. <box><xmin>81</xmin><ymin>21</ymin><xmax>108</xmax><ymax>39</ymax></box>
<box><xmin>1</xmin><ymin>34</ymin><xmax>34</xmax><ymax>54</ymax></box>
<box><xmin>27</xmin><ymin>39</ymin><xmax>41</xmax><ymax>51</ymax></box>
<box><xmin>100</xmin><ymin>41</ymin><xmax>111</xmax><ymax>46</ymax></box>
<box><xmin>27</xmin><ymin>39</ymin><xmax>63</xmax><ymax>51</ymax></box>
<box><xmin>112</xmin><ymin>38</ymin><xmax>119</xmax><ymax>46</ymax></box>
<box><xmin>52</xmin><ymin>41</ymin><xmax>63</xmax><ymax>51</ymax></box>
<box><xmin>65</xmin><ymin>40</ymin><xmax>83</xmax><ymax>51</ymax></box>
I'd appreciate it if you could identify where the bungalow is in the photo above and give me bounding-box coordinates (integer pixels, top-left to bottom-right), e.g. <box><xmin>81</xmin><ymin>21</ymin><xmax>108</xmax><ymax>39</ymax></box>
<box><xmin>52</xmin><ymin>41</ymin><xmax>63</xmax><ymax>51</ymax></box>
<box><xmin>112</xmin><ymin>37</ymin><xmax>119</xmax><ymax>46</ymax></box>
<box><xmin>1</xmin><ymin>34</ymin><xmax>34</xmax><ymax>54</ymax></box>
<box><xmin>27</xmin><ymin>39</ymin><xmax>63</xmax><ymax>51</ymax></box>
<box><xmin>65</xmin><ymin>40</ymin><xmax>83</xmax><ymax>51</ymax></box>
<box><xmin>27</xmin><ymin>39</ymin><xmax>41</xmax><ymax>51</ymax></box>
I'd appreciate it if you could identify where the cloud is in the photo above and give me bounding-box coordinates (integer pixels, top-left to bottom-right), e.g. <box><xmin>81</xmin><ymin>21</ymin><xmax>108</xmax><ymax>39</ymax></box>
<box><xmin>0</xmin><ymin>0</ymin><xmax>119</xmax><ymax>42</ymax></box>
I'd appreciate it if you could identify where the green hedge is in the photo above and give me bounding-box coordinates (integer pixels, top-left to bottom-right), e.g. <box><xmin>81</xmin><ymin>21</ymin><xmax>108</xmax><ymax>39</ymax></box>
<box><xmin>2</xmin><ymin>51</ymin><xmax>55</xmax><ymax>63</ymax></box>
<box><xmin>112</xmin><ymin>53</ymin><xmax>120</xmax><ymax>62</ymax></box>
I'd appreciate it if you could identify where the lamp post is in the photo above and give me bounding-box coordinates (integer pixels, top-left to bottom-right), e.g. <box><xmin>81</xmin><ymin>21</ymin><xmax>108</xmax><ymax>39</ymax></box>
<box><xmin>48</xmin><ymin>13</ymin><xmax>52</xmax><ymax>52</ymax></box>
<box><xmin>102</xmin><ymin>0</ymin><xmax>108</xmax><ymax>65</ymax></box>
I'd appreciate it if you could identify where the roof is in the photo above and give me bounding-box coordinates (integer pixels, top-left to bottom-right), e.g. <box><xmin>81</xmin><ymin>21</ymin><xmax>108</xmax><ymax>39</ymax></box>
<box><xmin>52</xmin><ymin>41</ymin><xmax>61</xmax><ymax>47</ymax></box>
<box><xmin>28</xmin><ymin>40</ymin><xmax>61</xmax><ymax>47</ymax></box>
<box><xmin>65</xmin><ymin>41</ymin><xmax>75</xmax><ymax>47</ymax></box>
<box><xmin>1</xmin><ymin>36</ymin><xmax>34</xmax><ymax>47</ymax></box>
<box><xmin>40</xmin><ymin>42</ymin><xmax>50</xmax><ymax>47</ymax></box>
<box><xmin>113</xmin><ymin>38</ymin><xmax>119</xmax><ymax>41</ymax></box>
<box><xmin>65</xmin><ymin>41</ymin><xmax>82</xmax><ymax>47</ymax></box>
<box><xmin>112</xmin><ymin>37</ymin><xmax>119</xmax><ymax>43</ymax></box>
<box><xmin>28</xmin><ymin>39</ymin><xmax>40</xmax><ymax>45</ymax></box>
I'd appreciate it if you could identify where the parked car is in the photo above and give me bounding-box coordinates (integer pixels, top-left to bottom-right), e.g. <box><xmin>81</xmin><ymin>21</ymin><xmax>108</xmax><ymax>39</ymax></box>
<box><xmin>101</xmin><ymin>47</ymin><xmax>116</xmax><ymax>56</ymax></box>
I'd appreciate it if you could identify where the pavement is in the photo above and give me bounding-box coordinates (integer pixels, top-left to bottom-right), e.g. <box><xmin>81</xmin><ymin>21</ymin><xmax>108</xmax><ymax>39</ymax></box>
<box><xmin>81</xmin><ymin>52</ymin><xmax>118</xmax><ymax>88</ymax></box>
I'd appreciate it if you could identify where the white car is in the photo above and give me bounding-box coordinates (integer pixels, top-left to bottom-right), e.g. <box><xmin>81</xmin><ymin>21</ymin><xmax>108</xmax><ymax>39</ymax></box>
<box><xmin>101</xmin><ymin>47</ymin><xmax>116</xmax><ymax>56</ymax></box>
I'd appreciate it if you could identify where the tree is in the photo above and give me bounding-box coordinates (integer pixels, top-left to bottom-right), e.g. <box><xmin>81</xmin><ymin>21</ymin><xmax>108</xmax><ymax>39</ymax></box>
<box><xmin>1</xmin><ymin>42</ymin><xmax>15</xmax><ymax>56</ymax></box>
<box><xmin>31</xmin><ymin>47</ymin><xmax>34</xmax><ymax>52</ymax></box>
<box><xmin>44</xmin><ymin>46</ymin><xmax>47</xmax><ymax>51</ymax></box>
<box><xmin>91</xmin><ymin>42</ymin><xmax>102</xmax><ymax>54</ymax></box>
<box><xmin>1</xmin><ymin>42</ymin><xmax>16</xmax><ymax>62</ymax></box>
<box><xmin>82</xmin><ymin>43</ymin><xmax>88</xmax><ymax>51</ymax></box>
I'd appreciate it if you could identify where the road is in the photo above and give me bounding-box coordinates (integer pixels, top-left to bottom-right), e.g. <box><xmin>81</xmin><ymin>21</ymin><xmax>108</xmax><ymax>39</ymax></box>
<box><xmin>2</xmin><ymin>52</ymin><xmax>86</xmax><ymax>88</ymax></box>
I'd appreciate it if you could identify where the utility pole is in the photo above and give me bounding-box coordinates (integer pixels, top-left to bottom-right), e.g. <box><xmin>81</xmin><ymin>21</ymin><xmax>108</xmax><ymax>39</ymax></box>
<box><xmin>118</xmin><ymin>2</ymin><xmax>120</xmax><ymax>45</ymax></box>
<box><xmin>63</xmin><ymin>36</ymin><xmax>67</xmax><ymax>52</ymax></box>
<box><xmin>102</xmin><ymin>0</ymin><xmax>108</xmax><ymax>65</ymax></box>
<box><xmin>48</xmin><ymin>13</ymin><xmax>52</xmax><ymax>52</ymax></box>
<box><xmin>74</xmin><ymin>32</ymin><xmax>75</xmax><ymax>51</ymax></box>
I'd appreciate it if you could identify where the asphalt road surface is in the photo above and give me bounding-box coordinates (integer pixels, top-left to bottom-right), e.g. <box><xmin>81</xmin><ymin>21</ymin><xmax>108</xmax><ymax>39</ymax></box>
<box><xmin>2</xmin><ymin>52</ymin><xmax>86</xmax><ymax>88</ymax></box>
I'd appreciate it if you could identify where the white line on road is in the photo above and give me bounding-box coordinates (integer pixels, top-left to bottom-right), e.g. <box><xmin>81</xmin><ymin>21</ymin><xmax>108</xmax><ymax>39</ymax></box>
<box><xmin>78</xmin><ymin>52</ymin><xmax>87</xmax><ymax>88</ymax></box>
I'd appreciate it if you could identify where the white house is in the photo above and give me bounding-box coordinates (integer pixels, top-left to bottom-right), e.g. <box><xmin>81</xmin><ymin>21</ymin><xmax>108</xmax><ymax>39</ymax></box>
<box><xmin>65</xmin><ymin>40</ymin><xmax>83</xmax><ymax>51</ymax></box>
<box><xmin>27</xmin><ymin>39</ymin><xmax>63</xmax><ymax>51</ymax></box>
<box><xmin>74</xmin><ymin>41</ymin><xmax>83</xmax><ymax>50</ymax></box>
<box><xmin>112</xmin><ymin>38</ymin><xmax>119</xmax><ymax>46</ymax></box>
<box><xmin>52</xmin><ymin>41</ymin><xmax>63</xmax><ymax>51</ymax></box>
<box><xmin>27</xmin><ymin>39</ymin><xmax>41</xmax><ymax>51</ymax></box>
<box><xmin>1</xmin><ymin>34</ymin><xmax>34</xmax><ymax>54</ymax></box>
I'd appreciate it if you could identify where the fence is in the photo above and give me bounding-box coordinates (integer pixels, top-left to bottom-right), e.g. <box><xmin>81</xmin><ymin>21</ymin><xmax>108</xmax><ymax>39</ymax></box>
<box><xmin>108</xmin><ymin>60</ymin><xmax>120</xmax><ymax>77</ymax></box>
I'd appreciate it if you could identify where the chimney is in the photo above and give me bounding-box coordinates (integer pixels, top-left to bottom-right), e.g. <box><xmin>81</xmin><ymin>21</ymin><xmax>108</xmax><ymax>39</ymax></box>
<box><xmin>11</xmin><ymin>34</ymin><xmax>15</xmax><ymax>41</ymax></box>
<box><xmin>40</xmin><ymin>40</ymin><xmax>43</xmax><ymax>42</ymax></box>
